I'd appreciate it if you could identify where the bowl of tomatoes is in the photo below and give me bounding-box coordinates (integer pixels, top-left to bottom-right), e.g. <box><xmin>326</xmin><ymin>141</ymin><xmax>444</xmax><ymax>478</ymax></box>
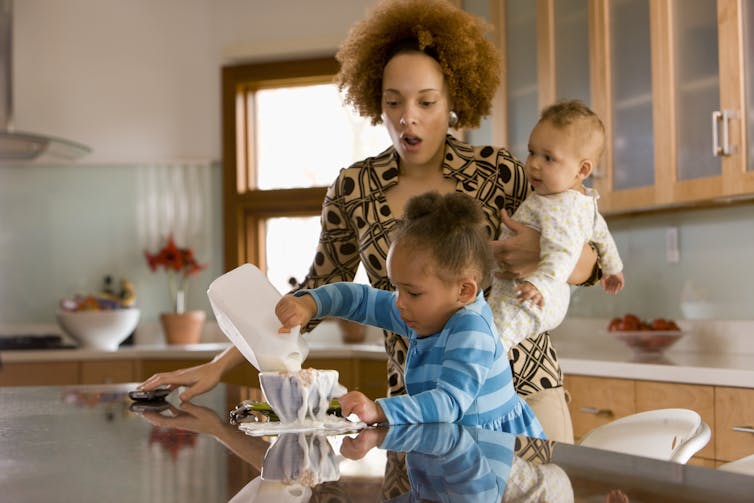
<box><xmin>607</xmin><ymin>314</ymin><xmax>684</xmax><ymax>357</ymax></box>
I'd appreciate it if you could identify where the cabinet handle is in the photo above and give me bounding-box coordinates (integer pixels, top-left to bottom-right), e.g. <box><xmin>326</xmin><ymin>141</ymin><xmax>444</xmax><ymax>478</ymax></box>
<box><xmin>732</xmin><ymin>426</ymin><xmax>754</xmax><ymax>434</ymax></box>
<box><xmin>579</xmin><ymin>406</ymin><xmax>614</xmax><ymax>417</ymax></box>
<box><xmin>712</xmin><ymin>109</ymin><xmax>739</xmax><ymax>157</ymax></box>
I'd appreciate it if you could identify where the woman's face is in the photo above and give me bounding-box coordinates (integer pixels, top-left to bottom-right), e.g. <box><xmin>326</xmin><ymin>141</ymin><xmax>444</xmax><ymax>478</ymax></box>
<box><xmin>381</xmin><ymin>52</ymin><xmax>452</xmax><ymax>172</ymax></box>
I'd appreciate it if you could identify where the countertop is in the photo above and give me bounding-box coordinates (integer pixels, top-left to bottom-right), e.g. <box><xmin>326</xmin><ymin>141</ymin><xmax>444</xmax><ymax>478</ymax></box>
<box><xmin>2</xmin><ymin>382</ymin><xmax>752</xmax><ymax>502</ymax></box>
<box><xmin>2</xmin><ymin>317</ymin><xmax>753</xmax><ymax>388</ymax></box>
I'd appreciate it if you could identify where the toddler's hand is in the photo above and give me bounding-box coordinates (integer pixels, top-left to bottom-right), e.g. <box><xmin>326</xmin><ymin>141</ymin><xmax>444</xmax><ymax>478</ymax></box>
<box><xmin>601</xmin><ymin>272</ymin><xmax>625</xmax><ymax>295</ymax></box>
<box><xmin>274</xmin><ymin>294</ymin><xmax>317</xmax><ymax>333</ymax></box>
<box><xmin>516</xmin><ymin>281</ymin><xmax>544</xmax><ymax>308</ymax></box>
<box><xmin>338</xmin><ymin>390</ymin><xmax>386</xmax><ymax>425</ymax></box>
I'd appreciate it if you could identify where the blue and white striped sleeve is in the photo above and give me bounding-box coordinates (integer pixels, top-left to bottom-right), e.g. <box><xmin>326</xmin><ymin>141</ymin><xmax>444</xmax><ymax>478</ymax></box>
<box><xmin>296</xmin><ymin>282</ymin><xmax>408</xmax><ymax>335</ymax></box>
<box><xmin>377</xmin><ymin>312</ymin><xmax>495</xmax><ymax>424</ymax></box>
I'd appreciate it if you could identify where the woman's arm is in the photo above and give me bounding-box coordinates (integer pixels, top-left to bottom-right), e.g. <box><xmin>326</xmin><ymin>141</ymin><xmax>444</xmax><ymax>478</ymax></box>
<box><xmin>139</xmin><ymin>345</ymin><xmax>246</xmax><ymax>401</ymax></box>
<box><xmin>490</xmin><ymin>211</ymin><xmax>599</xmax><ymax>285</ymax></box>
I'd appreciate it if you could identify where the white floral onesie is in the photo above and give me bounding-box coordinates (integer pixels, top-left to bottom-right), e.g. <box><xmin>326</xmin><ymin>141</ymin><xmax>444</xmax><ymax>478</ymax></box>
<box><xmin>490</xmin><ymin>188</ymin><xmax>623</xmax><ymax>351</ymax></box>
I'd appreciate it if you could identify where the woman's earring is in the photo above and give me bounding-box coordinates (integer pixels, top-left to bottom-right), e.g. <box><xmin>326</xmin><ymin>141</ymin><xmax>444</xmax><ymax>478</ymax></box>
<box><xmin>449</xmin><ymin>110</ymin><xmax>458</xmax><ymax>128</ymax></box>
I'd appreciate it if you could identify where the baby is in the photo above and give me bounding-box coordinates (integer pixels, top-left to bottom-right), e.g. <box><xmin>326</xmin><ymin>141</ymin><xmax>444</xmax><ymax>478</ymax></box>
<box><xmin>276</xmin><ymin>191</ymin><xmax>545</xmax><ymax>437</ymax></box>
<box><xmin>490</xmin><ymin>99</ymin><xmax>624</xmax><ymax>351</ymax></box>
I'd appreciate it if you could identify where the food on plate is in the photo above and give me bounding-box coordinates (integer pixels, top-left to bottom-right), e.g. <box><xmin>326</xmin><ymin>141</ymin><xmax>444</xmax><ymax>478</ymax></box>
<box><xmin>607</xmin><ymin>313</ymin><xmax>680</xmax><ymax>332</ymax></box>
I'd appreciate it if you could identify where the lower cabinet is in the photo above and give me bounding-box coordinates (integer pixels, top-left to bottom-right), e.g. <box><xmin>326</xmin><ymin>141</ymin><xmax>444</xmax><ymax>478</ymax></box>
<box><xmin>564</xmin><ymin>374</ymin><xmax>749</xmax><ymax>466</ymax></box>
<box><xmin>0</xmin><ymin>362</ymin><xmax>79</xmax><ymax>386</ymax></box>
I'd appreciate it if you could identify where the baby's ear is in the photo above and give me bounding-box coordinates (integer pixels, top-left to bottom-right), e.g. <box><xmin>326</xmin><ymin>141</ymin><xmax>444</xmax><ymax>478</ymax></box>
<box><xmin>579</xmin><ymin>159</ymin><xmax>594</xmax><ymax>179</ymax></box>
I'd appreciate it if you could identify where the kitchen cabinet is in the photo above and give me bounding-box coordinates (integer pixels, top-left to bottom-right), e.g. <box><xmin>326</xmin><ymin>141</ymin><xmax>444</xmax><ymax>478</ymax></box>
<box><xmin>566</xmin><ymin>373</ymin><xmax>751</xmax><ymax>466</ymax></box>
<box><xmin>0</xmin><ymin>362</ymin><xmax>79</xmax><ymax>386</ymax></box>
<box><xmin>564</xmin><ymin>375</ymin><xmax>636</xmax><ymax>439</ymax></box>
<box><xmin>495</xmin><ymin>0</ymin><xmax>754</xmax><ymax>214</ymax></box>
<box><xmin>80</xmin><ymin>360</ymin><xmax>136</xmax><ymax>384</ymax></box>
<box><xmin>715</xmin><ymin>386</ymin><xmax>754</xmax><ymax>463</ymax></box>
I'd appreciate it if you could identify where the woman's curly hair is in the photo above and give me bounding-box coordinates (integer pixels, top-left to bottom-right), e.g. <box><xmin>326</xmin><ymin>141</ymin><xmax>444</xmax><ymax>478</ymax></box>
<box><xmin>336</xmin><ymin>0</ymin><xmax>501</xmax><ymax>129</ymax></box>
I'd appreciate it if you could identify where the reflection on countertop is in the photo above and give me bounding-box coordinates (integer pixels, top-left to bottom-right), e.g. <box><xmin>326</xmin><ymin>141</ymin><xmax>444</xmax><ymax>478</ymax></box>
<box><xmin>2</xmin><ymin>382</ymin><xmax>752</xmax><ymax>503</ymax></box>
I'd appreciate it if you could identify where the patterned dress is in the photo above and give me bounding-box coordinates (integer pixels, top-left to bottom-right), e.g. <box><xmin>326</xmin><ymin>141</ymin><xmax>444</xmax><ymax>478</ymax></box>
<box><xmin>298</xmin><ymin>283</ymin><xmax>545</xmax><ymax>437</ymax></box>
<box><xmin>296</xmin><ymin>135</ymin><xmax>573</xmax><ymax>398</ymax></box>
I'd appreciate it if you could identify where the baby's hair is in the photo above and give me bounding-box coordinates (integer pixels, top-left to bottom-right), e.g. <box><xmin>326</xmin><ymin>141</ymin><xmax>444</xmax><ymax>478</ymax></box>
<box><xmin>336</xmin><ymin>0</ymin><xmax>501</xmax><ymax>129</ymax></box>
<box><xmin>392</xmin><ymin>192</ymin><xmax>494</xmax><ymax>285</ymax></box>
<box><xmin>540</xmin><ymin>99</ymin><xmax>606</xmax><ymax>160</ymax></box>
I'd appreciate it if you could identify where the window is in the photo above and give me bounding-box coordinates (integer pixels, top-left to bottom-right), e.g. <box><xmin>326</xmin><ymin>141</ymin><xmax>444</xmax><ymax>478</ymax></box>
<box><xmin>222</xmin><ymin>57</ymin><xmax>389</xmax><ymax>293</ymax></box>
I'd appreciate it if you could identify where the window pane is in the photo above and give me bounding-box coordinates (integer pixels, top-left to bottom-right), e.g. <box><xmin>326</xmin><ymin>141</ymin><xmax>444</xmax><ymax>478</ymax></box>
<box><xmin>265</xmin><ymin>216</ymin><xmax>369</xmax><ymax>295</ymax></box>
<box><xmin>256</xmin><ymin>84</ymin><xmax>391</xmax><ymax>190</ymax></box>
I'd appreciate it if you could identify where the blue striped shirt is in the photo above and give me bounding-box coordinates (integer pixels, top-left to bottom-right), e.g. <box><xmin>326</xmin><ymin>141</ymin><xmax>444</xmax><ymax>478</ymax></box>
<box><xmin>298</xmin><ymin>282</ymin><xmax>545</xmax><ymax>438</ymax></box>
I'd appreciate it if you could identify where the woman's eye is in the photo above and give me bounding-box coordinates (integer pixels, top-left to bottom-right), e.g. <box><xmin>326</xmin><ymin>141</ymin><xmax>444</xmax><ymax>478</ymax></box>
<box><xmin>420</xmin><ymin>101</ymin><xmax>435</xmax><ymax>107</ymax></box>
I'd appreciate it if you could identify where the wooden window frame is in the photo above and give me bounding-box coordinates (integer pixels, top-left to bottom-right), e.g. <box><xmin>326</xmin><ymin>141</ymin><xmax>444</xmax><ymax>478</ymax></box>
<box><xmin>221</xmin><ymin>57</ymin><xmax>340</xmax><ymax>271</ymax></box>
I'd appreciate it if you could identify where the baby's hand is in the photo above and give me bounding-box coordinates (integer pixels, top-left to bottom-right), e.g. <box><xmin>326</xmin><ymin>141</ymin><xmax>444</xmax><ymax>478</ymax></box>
<box><xmin>600</xmin><ymin>272</ymin><xmax>625</xmax><ymax>295</ymax></box>
<box><xmin>274</xmin><ymin>294</ymin><xmax>317</xmax><ymax>333</ymax></box>
<box><xmin>338</xmin><ymin>390</ymin><xmax>386</xmax><ymax>425</ymax></box>
<box><xmin>516</xmin><ymin>281</ymin><xmax>544</xmax><ymax>308</ymax></box>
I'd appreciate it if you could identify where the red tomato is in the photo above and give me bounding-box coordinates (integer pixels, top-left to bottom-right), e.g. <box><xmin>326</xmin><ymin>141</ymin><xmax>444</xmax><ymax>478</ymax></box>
<box><xmin>607</xmin><ymin>318</ymin><xmax>622</xmax><ymax>332</ymax></box>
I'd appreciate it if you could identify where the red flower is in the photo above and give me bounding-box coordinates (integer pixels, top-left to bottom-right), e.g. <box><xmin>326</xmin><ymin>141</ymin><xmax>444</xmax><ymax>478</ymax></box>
<box><xmin>144</xmin><ymin>234</ymin><xmax>207</xmax><ymax>278</ymax></box>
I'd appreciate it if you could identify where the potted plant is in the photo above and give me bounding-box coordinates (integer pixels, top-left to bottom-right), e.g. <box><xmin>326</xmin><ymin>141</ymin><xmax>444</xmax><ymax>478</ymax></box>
<box><xmin>144</xmin><ymin>235</ymin><xmax>208</xmax><ymax>345</ymax></box>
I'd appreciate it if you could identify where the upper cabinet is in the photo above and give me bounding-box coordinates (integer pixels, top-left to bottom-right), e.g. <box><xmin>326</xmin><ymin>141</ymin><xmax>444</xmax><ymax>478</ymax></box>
<box><xmin>495</xmin><ymin>0</ymin><xmax>753</xmax><ymax>215</ymax></box>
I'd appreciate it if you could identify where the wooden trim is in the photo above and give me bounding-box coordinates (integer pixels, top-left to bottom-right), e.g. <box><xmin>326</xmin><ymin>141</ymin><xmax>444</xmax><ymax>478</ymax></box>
<box><xmin>221</xmin><ymin>57</ymin><xmax>339</xmax><ymax>271</ymax></box>
<box><xmin>537</xmin><ymin>0</ymin><xmax>556</xmax><ymax>109</ymax></box>
<box><xmin>650</xmin><ymin>0</ymin><xmax>674</xmax><ymax>205</ymax></box>
<box><xmin>590</xmin><ymin>0</ymin><xmax>613</xmax><ymax>200</ymax></box>
<box><xmin>719</xmin><ymin>0</ymin><xmax>752</xmax><ymax>194</ymax></box>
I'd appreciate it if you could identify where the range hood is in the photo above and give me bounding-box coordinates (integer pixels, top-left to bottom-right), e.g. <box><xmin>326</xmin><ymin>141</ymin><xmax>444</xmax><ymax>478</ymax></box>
<box><xmin>0</xmin><ymin>0</ymin><xmax>90</xmax><ymax>161</ymax></box>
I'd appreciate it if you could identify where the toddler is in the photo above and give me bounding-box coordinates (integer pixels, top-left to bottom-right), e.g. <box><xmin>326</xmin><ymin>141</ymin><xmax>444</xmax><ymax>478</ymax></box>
<box><xmin>490</xmin><ymin>99</ymin><xmax>624</xmax><ymax>351</ymax></box>
<box><xmin>275</xmin><ymin>191</ymin><xmax>545</xmax><ymax>437</ymax></box>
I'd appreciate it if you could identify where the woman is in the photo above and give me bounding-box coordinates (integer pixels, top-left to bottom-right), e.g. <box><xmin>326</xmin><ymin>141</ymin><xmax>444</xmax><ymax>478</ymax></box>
<box><xmin>140</xmin><ymin>0</ymin><xmax>599</xmax><ymax>443</ymax></box>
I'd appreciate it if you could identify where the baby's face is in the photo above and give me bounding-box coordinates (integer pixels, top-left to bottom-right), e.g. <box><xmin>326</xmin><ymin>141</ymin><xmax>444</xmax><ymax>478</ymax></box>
<box><xmin>525</xmin><ymin>120</ymin><xmax>587</xmax><ymax>195</ymax></box>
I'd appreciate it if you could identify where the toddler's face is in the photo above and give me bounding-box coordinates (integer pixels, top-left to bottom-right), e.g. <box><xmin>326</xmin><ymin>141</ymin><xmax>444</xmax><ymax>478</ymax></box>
<box><xmin>525</xmin><ymin>120</ymin><xmax>587</xmax><ymax>195</ymax></box>
<box><xmin>386</xmin><ymin>246</ymin><xmax>465</xmax><ymax>337</ymax></box>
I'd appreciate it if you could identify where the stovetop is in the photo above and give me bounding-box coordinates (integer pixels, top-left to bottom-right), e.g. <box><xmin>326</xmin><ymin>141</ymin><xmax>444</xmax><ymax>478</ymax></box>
<box><xmin>0</xmin><ymin>335</ymin><xmax>77</xmax><ymax>350</ymax></box>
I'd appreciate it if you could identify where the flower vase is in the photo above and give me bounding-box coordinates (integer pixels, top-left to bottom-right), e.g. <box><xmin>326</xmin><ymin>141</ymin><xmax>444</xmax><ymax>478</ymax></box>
<box><xmin>338</xmin><ymin>319</ymin><xmax>367</xmax><ymax>344</ymax></box>
<box><xmin>160</xmin><ymin>310</ymin><xmax>206</xmax><ymax>345</ymax></box>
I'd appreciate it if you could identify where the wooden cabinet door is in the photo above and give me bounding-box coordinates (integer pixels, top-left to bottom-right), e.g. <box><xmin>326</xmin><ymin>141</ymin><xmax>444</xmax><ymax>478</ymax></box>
<box><xmin>355</xmin><ymin>359</ymin><xmax>388</xmax><ymax>400</ymax></box>
<box><xmin>565</xmin><ymin>375</ymin><xmax>635</xmax><ymax>441</ymax></box>
<box><xmin>636</xmin><ymin>380</ymin><xmax>715</xmax><ymax>462</ymax></box>
<box><xmin>0</xmin><ymin>362</ymin><xmax>79</xmax><ymax>386</ymax></box>
<box><xmin>80</xmin><ymin>360</ymin><xmax>135</xmax><ymax>384</ymax></box>
<box><xmin>715</xmin><ymin>386</ymin><xmax>754</xmax><ymax>462</ymax></box>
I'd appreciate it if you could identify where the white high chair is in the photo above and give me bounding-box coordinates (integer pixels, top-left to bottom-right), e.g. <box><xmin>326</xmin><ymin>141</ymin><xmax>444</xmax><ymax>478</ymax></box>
<box><xmin>577</xmin><ymin>408</ymin><xmax>711</xmax><ymax>464</ymax></box>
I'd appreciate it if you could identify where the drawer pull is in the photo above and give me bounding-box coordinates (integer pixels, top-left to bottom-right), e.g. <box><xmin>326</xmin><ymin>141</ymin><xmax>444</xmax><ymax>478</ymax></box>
<box><xmin>579</xmin><ymin>407</ymin><xmax>613</xmax><ymax>417</ymax></box>
<box><xmin>732</xmin><ymin>426</ymin><xmax>754</xmax><ymax>434</ymax></box>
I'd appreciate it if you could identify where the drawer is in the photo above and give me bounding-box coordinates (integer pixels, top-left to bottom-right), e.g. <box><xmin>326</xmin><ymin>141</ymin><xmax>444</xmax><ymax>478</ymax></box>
<box><xmin>715</xmin><ymin>386</ymin><xmax>754</xmax><ymax>462</ymax></box>
<box><xmin>565</xmin><ymin>375</ymin><xmax>636</xmax><ymax>441</ymax></box>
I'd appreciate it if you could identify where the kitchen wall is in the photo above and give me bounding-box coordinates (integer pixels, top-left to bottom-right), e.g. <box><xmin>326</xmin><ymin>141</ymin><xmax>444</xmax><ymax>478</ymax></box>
<box><xmin>1</xmin><ymin>0</ymin><xmax>752</xmax><ymax>330</ymax></box>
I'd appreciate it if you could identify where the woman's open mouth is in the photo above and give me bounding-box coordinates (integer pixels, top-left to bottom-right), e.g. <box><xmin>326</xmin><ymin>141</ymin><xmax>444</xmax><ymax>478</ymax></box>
<box><xmin>400</xmin><ymin>133</ymin><xmax>422</xmax><ymax>151</ymax></box>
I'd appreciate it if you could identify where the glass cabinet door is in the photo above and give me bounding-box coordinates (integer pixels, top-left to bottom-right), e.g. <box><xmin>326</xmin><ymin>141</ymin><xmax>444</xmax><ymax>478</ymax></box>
<box><xmin>553</xmin><ymin>0</ymin><xmax>590</xmax><ymax>104</ymax></box>
<box><xmin>674</xmin><ymin>0</ymin><xmax>721</xmax><ymax>181</ymax></box>
<box><xmin>609</xmin><ymin>0</ymin><xmax>655</xmax><ymax>191</ymax></box>
<box><xmin>505</xmin><ymin>0</ymin><xmax>539</xmax><ymax>162</ymax></box>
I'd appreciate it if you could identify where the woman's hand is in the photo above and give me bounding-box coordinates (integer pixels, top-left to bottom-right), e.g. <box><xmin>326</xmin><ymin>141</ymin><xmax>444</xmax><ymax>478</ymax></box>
<box><xmin>338</xmin><ymin>390</ymin><xmax>386</xmax><ymax>425</ymax></box>
<box><xmin>490</xmin><ymin>210</ymin><xmax>541</xmax><ymax>280</ymax></box>
<box><xmin>139</xmin><ymin>360</ymin><xmax>224</xmax><ymax>402</ymax></box>
<box><xmin>275</xmin><ymin>294</ymin><xmax>317</xmax><ymax>333</ymax></box>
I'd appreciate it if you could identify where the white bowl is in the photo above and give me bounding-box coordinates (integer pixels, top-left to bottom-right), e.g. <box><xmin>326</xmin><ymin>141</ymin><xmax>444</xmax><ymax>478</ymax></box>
<box><xmin>57</xmin><ymin>308</ymin><xmax>140</xmax><ymax>350</ymax></box>
<box><xmin>259</xmin><ymin>369</ymin><xmax>344</xmax><ymax>423</ymax></box>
